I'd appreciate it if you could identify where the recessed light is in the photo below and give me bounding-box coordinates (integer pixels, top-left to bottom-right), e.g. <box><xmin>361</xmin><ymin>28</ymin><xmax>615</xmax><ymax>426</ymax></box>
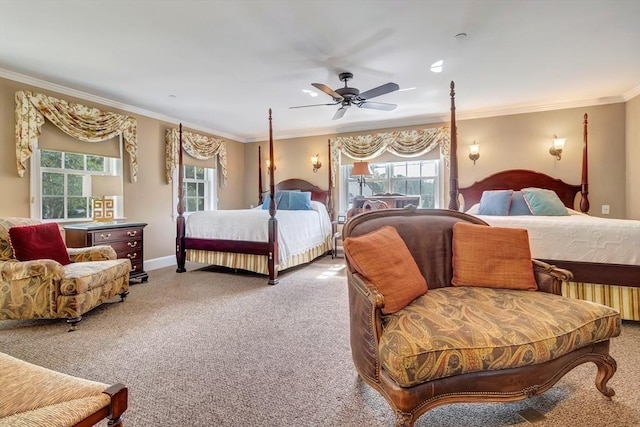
<box><xmin>302</xmin><ymin>89</ymin><xmax>318</xmax><ymax>97</ymax></box>
<box><xmin>398</xmin><ymin>87</ymin><xmax>417</xmax><ymax>92</ymax></box>
<box><xmin>168</xmin><ymin>94</ymin><xmax>176</xmax><ymax>98</ymax></box>
<box><xmin>430</xmin><ymin>60</ymin><xmax>443</xmax><ymax>73</ymax></box>
<box><xmin>455</xmin><ymin>32</ymin><xmax>467</xmax><ymax>40</ymax></box>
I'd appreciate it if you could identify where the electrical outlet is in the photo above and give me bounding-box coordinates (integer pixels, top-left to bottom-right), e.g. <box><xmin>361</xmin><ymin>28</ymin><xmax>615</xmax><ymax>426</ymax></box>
<box><xmin>601</xmin><ymin>205</ymin><xmax>610</xmax><ymax>215</ymax></box>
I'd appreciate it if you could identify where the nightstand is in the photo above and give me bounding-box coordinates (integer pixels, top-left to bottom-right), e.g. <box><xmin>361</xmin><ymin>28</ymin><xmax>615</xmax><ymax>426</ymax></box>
<box><xmin>332</xmin><ymin>217</ymin><xmax>346</xmax><ymax>258</ymax></box>
<box><xmin>65</xmin><ymin>222</ymin><xmax>148</xmax><ymax>283</ymax></box>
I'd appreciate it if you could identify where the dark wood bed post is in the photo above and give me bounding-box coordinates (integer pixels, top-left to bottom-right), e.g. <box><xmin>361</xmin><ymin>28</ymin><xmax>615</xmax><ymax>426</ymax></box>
<box><xmin>327</xmin><ymin>138</ymin><xmax>334</xmax><ymax>220</ymax></box>
<box><xmin>176</xmin><ymin>123</ymin><xmax>187</xmax><ymax>273</ymax></box>
<box><xmin>448</xmin><ymin>81</ymin><xmax>459</xmax><ymax>211</ymax></box>
<box><xmin>258</xmin><ymin>146</ymin><xmax>263</xmax><ymax>205</ymax></box>
<box><xmin>580</xmin><ymin>113</ymin><xmax>590</xmax><ymax>213</ymax></box>
<box><xmin>267</xmin><ymin>109</ymin><xmax>279</xmax><ymax>285</ymax></box>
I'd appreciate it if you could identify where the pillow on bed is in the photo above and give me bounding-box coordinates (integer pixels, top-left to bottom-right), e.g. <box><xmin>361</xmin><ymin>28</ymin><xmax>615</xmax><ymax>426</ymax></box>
<box><xmin>478</xmin><ymin>190</ymin><xmax>513</xmax><ymax>215</ymax></box>
<box><xmin>287</xmin><ymin>191</ymin><xmax>312</xmax><ymax>210</ymax></box>
<box><xmin>452</xmin><ymin>222</ymin><xmax>537</xmax><ymax>291</ymax></box>
<box><xmin>509</xmin><ymin>191</ymin><xmax>532</xmax><ymax>215</ymax></box>
<box><xmin>261</xmin><ymin>192</ymin><xmax>283</xmax><ymax>209</ymax></box>
<box><xmin>343</xmin><ymin>225</ymin><xmax>427</xmax><ymax>314</ymax></box>
<box><xmin>521</xmin><ymin>188</ymin><xmax>569</xmax><ymax>216</ymax></box>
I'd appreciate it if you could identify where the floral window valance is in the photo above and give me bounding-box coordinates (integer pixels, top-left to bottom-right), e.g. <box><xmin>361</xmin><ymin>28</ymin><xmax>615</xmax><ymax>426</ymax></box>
<box><xmin>15</xmin><ymin>91</ymin><xmax>139</xmax><ymax>182</ymax></box>
<box><xmin>165</xmin><ymin>128</ymin><xmax>228</xmax><ymax>187</ymax></box>
<box><xmin>330</xmin><ymin>127</ymin><xmax>450</xmax><ymax>186</ymax></box>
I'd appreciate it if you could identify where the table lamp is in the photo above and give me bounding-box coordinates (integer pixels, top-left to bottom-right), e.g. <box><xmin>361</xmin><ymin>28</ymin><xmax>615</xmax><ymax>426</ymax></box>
<box><xmin>90</xmin><ymin>175</ymin><xmax>122</xmax><ymax>222</ymax></box>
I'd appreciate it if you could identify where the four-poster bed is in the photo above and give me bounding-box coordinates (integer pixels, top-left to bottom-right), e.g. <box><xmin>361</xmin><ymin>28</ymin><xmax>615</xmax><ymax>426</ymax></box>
<box><xmin>175</xmin><ymin>110</ymin><xmax>333</xmax><ymax>285</ymax></box>
<box><xmin>447</xmin><ymin>82</ymin><xmax>639</xmax><ymax>320</ymax></box>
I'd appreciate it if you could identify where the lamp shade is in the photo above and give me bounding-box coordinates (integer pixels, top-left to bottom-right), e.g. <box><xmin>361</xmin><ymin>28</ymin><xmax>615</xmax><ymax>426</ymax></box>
<box><xmin>91</xmin><ymin>175</ymin><xmax>122</xmax><ymax>197</ymax></box>
<box><xmin>351</xmin><ymin>162</ymin><xmax>371</xmax><ymax>176</ymax></box>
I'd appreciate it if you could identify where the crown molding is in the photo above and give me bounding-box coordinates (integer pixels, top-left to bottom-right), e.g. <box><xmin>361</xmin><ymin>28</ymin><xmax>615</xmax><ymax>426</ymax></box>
<box><xmin>0</xmin><ymin>68</ymin><xmax>240</xmax><ymax>142</ymax></box>
<box><xmin>3</xmin><ymin>68</ymin><xmax>635</xmax><ymax>144</ymax></box>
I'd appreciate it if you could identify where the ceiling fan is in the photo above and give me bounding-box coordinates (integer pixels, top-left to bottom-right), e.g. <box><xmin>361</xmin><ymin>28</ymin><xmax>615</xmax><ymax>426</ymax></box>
<box><xmin>290</xmin><ymin>72</ymin><xmax>399</xmax><ymax>120</ymax></box>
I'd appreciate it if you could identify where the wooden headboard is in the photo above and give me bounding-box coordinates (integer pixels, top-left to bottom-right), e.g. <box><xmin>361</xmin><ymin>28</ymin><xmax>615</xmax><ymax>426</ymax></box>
<box><xmin>447</xmin><ymin>82</ymin><xmax>590</xmax><ymax>213</ymax></box>
<box><xmin>458</xmin><ymin>169</ymin><xmax>582</xmax><ymax>210</ymax></box>
<box><xmin>276</xmin><ymin>179</ymin><xmax>329</xmax><ymax>205</ymax></box>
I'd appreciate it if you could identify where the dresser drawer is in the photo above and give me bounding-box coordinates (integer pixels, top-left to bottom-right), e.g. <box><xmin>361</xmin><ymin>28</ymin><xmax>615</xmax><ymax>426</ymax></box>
<box><xmin>90</xmin><ymin>227</ymin><xmax>144</xmax><ymax>243</ymax></box>
<box><xmin>108</xmin><ymin>239</ymin><xmax>143</xmax><ymax>255</ymax></box>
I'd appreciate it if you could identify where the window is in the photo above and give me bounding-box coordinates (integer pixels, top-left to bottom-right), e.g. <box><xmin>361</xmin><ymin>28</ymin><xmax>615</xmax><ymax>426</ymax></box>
<box><xmin>342</xmin><ymin>160</ymin><xmax>442</xmax><ymax>211</ymax></box>
<box><xmin>172</xmin><ymin>165</ymin><xmax>217</xmax><ymax>217</ymax></box>
<box><xmin>31</xmin><ymin>147</ymin><xmax>122</xmax><ymax>221</ymax></box>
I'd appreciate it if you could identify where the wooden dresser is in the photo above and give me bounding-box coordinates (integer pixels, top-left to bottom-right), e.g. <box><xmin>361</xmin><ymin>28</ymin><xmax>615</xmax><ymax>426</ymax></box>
<box><xmin>65</xmin><ymin>222</ymin><xmax>148</xmax><ymax>283</ymax></box>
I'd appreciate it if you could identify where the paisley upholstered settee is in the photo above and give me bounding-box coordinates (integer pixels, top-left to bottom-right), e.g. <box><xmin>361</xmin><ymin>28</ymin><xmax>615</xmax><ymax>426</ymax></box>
<box><xmin>0</xmin><ymin>217</ymin><xmax>131</xmax><ymax>331</ymax></box>
<box><xmin>342</xmin><ymin>207</ymin><xmax>621</xmax><ymax>427</ymax></box>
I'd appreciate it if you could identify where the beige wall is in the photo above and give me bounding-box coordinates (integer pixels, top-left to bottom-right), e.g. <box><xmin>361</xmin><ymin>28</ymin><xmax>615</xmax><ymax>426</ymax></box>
<box><xmin>0</xmin><ymin>75</ymin><xmax>634</xmax><ymax>266</ymax></box>
<box><xmin>0</xmin><ymin>77</ymin><xmax>245</xmax><ymax>262</ymax></box>
<box><xmin>626</xmin><ymin>95</ymin><xmax>640</xmax><ymax>220</ymax></box>
<box><xmin>247</xmin><ymin>104</ymin><xmax>628</xmax><ymax>219</ymax></box>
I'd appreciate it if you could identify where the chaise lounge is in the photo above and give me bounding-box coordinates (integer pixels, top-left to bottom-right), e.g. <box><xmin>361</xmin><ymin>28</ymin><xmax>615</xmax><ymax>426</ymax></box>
<box><xmin>342</xmin><ymin>207</ymin><xmax>621</xmax><ymax>427</ymax></box>
<box><xmin>0</xmin><ymin>217</ymin><xmax>131</xmax><ymax>331</ymax></box>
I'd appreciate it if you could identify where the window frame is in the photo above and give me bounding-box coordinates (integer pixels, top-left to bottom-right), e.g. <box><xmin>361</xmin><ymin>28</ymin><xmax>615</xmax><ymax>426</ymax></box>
<box><xmin>29</xmin><ymin>139</ymin><xmax>124</xmax><ymax>222</ymax></box>
<box><xmin>340</xmin><ymin>159</ymin><xmax>443</xmax><ymax>213</ymax></box>
<box><xmin>171</xmin><ymin>164</ymin><xmax>218</xmax><ymax>220</ymax></box>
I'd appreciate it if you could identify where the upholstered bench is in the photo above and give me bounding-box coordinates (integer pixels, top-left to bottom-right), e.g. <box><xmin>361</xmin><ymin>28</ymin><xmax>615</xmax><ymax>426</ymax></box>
<box><xmin>0</xmin><ymin>352</ymin><xmax>127</xmax><ymax>426</ymax></box>
<box><xmin>343</xmin><ymin>207</ymin><xmax>621</xmax><ymax>427</ymax></box>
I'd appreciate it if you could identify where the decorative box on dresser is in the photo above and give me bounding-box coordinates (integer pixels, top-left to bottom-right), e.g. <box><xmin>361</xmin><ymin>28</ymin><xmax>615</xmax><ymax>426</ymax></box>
<box><xmin>65</xmin><ymin>222</ymin><xmax>148</xmax><ymax>283</ymax></box>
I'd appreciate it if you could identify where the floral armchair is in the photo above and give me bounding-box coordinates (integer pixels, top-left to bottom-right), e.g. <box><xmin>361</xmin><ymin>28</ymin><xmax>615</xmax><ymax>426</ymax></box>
<box><xmin>0</xmin><ymin>217</ymin><xmax>131</xmax><ymax>331</ymax></box>
<box><xmin>342</xmin><ymin>207</ymin><xmax>621</xmax><ymax>427</ymax></box>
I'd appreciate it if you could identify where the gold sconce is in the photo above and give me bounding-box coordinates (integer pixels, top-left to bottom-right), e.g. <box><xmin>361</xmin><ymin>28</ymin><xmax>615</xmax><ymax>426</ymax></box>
<box><xmin>311</xmin><ymin>154</ymin><xmax>322</xmax><ymax>173</ymax></box>
<box><xmin>549</xmin><ymin>135</ymin><xmax>565</xmax><ymax>160</ymax></box>
<box><xmin>468</xmin><ymin>141</ymin><xmax>480</xmax><ymax>165</ymax></box>
<box><xmin>266</xmin><ymin>159</ymin><xmax>276</xmax><ymax>175</ymax></box>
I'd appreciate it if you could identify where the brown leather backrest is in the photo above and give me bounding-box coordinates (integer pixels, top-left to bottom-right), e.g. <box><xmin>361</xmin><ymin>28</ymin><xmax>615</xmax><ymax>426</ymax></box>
<box><xmin>342</xmin><ymin>207</ymin><xmax>487</xmax><ymax>289</ymax></box>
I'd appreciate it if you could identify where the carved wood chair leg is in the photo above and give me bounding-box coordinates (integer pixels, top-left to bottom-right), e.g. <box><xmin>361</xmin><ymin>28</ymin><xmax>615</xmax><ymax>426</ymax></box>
<box><xmin>594</xmin><ymin>354</ymin><xmax>617</xmax><ymax>399</ymax></box>
<box><xmin>66</xmin><ymin>316</ymin><xmax>82</xmax><ymax>332</ymax></box>
<box><xmin>107</xmin><ymin>416</ymin><xmax>124</xmax><ymax>426</ymax></box>
<box><xmin>119</xmin><ymin>290</ymin><xmax>129</xmax><ymax>301</ymax></box>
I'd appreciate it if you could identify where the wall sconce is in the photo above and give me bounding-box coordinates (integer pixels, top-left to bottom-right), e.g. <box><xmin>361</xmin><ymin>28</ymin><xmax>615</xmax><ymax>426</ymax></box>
<box><xmin>266</xmin><ymin>159</ymin><xmax>276</xmax><ymax>175</ymax></box>
<box><xmin>468</xmin><ymin>141</ymin><xmax>480</xmax><ymax>165</ymax></box>
<box><xmin>310</xmin><ymin>154</ymin><xmax>322</xmax><ymax>173</ymax></box>
<box><xmin>549</xmin><ymin>135</ymin><xmax>565</xmax><ymax>160</ymax></box>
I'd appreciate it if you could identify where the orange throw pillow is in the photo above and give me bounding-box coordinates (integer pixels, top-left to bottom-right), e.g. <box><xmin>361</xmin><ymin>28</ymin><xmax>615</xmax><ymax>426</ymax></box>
<box><xmin>452</xmin><ymin>222</ymin><xmax>537</xmax><ymax>291</ymax></box>
<box><xmin>343</xmin><ymin>226</ymin><xmax>427</xmax><ymax>314</ymax></box>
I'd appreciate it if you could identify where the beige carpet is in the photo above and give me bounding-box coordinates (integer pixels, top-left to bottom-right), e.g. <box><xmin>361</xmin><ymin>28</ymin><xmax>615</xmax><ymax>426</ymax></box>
<box><xmin>1</xmin><ymin>256</ymin><xmax>638</xmax><ymax>427</ymax></box>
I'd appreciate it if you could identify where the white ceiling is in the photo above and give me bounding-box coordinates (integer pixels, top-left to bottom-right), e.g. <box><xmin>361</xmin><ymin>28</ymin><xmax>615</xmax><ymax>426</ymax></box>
<box><xmin>1</xmin><ymin>0</ymin><xmax>639</xmax><ymax>143</ymax></box>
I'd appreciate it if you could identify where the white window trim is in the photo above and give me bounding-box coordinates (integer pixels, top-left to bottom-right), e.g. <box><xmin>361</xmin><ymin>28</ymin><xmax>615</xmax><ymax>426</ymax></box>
<box><xmin>340</xmin><ymin>159</ymin><xmax>443</xmax><ymax>212</ymax></box>
<box><xmin>29</xmin><ymin>137</ymin><xmax>124</xmax><ymax>222</ymax></box>
<box><xmin>171</xmin><ymin>165</ymin><xmax>218</xmax><ymax>221</ymax></box>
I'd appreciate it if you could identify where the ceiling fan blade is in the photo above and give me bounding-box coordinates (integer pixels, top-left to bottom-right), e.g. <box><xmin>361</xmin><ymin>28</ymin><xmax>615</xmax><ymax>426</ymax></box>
<box><xmin>358</xmin><ymin>101</ymin><xmax>397</xmax><ymax>111</ymax></box>
<box><xmin>289</xmin><ymin>102</ymin><xmax>339</xmax><ymax>109</ymax></box>
<box><xmin>332</xmin><ymin>107</ymin><xmax>348</xmax><ymax>120</ymax></box>
<box><xmin>358</xmin><ymin>82</ymin><xmax>400</xmax><ymax>100</ymax></box>
<box><xmin>312</xmin><ymin>83</ymin><xmax>343</xmax><ymax>100</ymax></box>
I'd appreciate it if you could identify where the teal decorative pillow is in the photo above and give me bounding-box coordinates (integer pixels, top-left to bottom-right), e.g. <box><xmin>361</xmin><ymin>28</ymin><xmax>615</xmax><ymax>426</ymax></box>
<box><xmin>262</xmin><ymin>190</ymin><xmax>301</xmax><ymax>210</ymax></box>
<box><xmin>478</xmin><ymin>190</ymin><xmax>513</xmax><ymax>215</ymax></box>
<box><xmin>261</xmin><ymin>192</ymin><xmax>283</xmax><ymax>209</ymax></box>
<box><xmin>287</xmin><ymin>191</ymin><xmax>312</xmax><ymax>210</ymax></box>
<box><xmin>509</xmin><ymin>191</ymin><xmax>532</xmax><ymax>215</ymax></box>
<box><xmin>521</xmin><ymin>188</ymin><xmax>569</xmax><ymax>216</ymax></box>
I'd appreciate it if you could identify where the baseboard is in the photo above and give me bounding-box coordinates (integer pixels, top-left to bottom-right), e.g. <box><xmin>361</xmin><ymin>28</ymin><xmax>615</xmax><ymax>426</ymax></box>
<box><xmin>144</xmin><ymin>255</ymin><xmax>176</xmax><ymax>272</ymax></box>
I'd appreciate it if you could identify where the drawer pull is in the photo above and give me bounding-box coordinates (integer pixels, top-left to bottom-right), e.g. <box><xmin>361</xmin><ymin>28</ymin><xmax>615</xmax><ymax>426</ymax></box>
<box><xmin>127</xmin><ymin>253</ymin><xmax>137</xmax><ymax>259</ymax></box>
<box><xmin>128</xmin><ymin>241</ymin><xmax>138</xmax><ymax>248</ymax></box>
<box><xmin>100</xmin><ymin>233</ymin><xmax>112</xmax><ymax>240</ymax></box>
<box><xmin>127</xmin><ymin>230</ymin><xmax>138</xmax><ymax>237</ymax></box>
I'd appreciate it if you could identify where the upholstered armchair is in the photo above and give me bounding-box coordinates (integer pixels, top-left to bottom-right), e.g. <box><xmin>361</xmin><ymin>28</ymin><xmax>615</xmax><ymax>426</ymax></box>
<box><xmin>0</xmin><ymin>217</ymin><xmax>131</xmax><ymax>331</ymax></box>
<box><xmin>342</xmin><ymin>207</ymin><xmax>621</xmax><ymax>427</ymax></box>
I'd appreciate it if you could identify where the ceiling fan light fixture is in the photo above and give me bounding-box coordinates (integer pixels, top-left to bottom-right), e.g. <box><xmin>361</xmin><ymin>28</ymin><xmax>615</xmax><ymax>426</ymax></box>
<box><xmin>430</xmin><ymin>60</ymin><xmax>444</xmax><ymax>73</ymax></box>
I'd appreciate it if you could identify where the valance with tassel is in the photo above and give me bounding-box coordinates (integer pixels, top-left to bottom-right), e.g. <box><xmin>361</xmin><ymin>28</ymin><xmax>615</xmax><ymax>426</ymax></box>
<box><xmin>165</xmin><ymin>128</ymin><xmax>228</xmax><ymax>187</ymax></box>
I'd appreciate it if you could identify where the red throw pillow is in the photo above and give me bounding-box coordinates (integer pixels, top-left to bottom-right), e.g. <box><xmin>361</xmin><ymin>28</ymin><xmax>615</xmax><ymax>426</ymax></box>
<box><xmin>343</xmin><ymin>225</ymin><xmax>427</xmax><ymax>314</ymax></box>
<box><xmin>452</xmin><ymin>222</ymin><xmax>537</xmax><ymax>290</ymax></box>
<box><xmin>8</xmin><ymin>222</ymin><xmax>71</xmax><ymax>265</ymax></box>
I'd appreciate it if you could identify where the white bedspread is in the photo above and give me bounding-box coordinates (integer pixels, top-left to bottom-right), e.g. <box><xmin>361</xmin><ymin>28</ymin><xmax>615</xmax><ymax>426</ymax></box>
<box><xmin>185</xmin><ymin>201</ymin><xmax>332</xmax><ymax>265</ymax></box>
<box><xmin>469</xmin><ymin>209</ymin><xmax>640</xmax><ymax>265</ymax></box>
